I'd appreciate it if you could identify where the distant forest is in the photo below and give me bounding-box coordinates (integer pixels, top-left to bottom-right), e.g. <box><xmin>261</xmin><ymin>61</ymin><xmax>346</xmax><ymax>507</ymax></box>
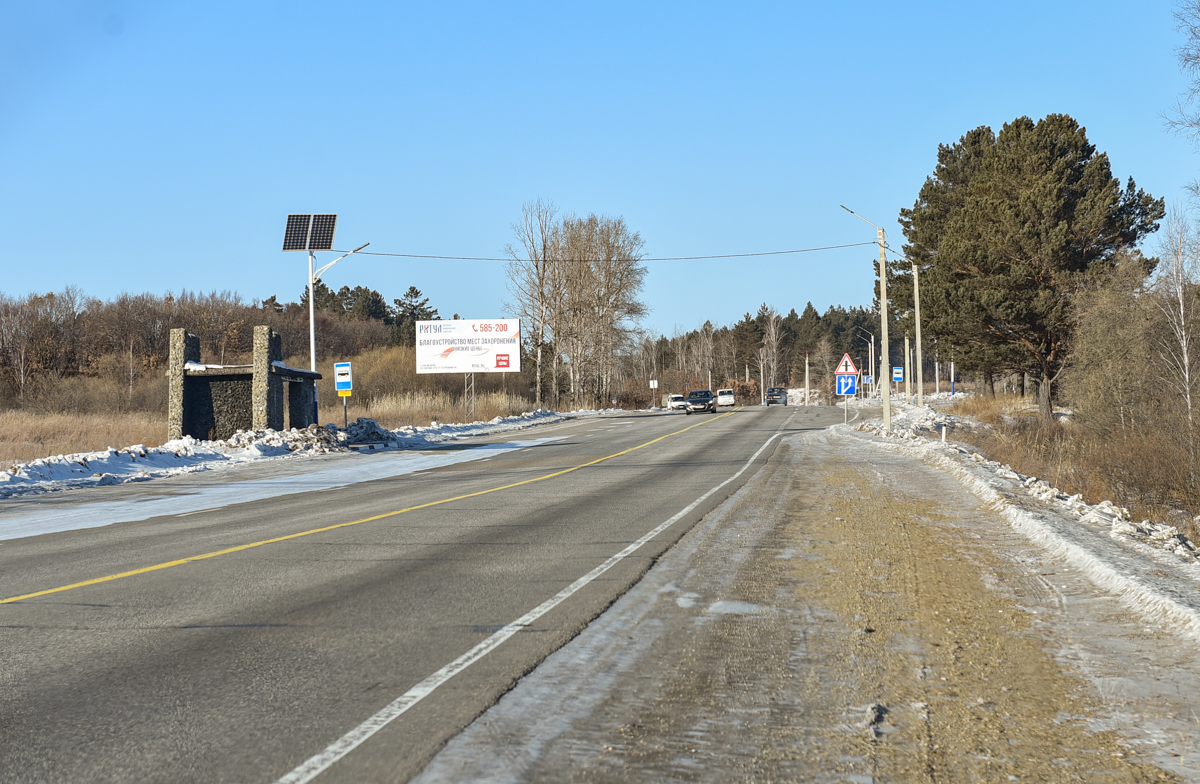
<box><xmin>0</xmin><ymin>282</ymin><xmax>877</xmax><ymax>413</ymax></box>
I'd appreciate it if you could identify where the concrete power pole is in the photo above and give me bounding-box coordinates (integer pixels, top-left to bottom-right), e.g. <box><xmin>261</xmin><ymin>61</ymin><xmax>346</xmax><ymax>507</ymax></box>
<box><xmin>913</xmin><ymin>258</ymin><xmax>924</xmax><ymax>407</ymax></box>
<box><xmin>878</xmin><ymin>229</ymin><xmax>888</xmax><ymax>432</ymax></box>
<box><xmin>804</xmin><ymin>352</ymin><xmax>809</xmax><ymax>407</ymax></box>
<box><xmin>841</xmin><ymin>206</ymin><xmax>891</xmax><ymax>431</ymax></box>
<box><xmin>904</xmin><ymin>334</ymin><xmax>911</xmax><ymax>404</ymax></box>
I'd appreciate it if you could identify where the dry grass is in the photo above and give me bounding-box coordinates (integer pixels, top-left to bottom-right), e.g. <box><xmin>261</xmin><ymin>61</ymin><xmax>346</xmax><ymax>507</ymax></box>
<box><xmin>947</xmin><ymin>394</ymin><xmax>1200</xmax><ymax>536</ymax></box>
<box><xmin>0</xmin><ymin>410</ymin><xmax>166</xmax><ymax>470</ymax></box>
<box><xmin>320</xmin><ymin>390</ymin><xmax>537</xmax><ymax>430</ymax></box>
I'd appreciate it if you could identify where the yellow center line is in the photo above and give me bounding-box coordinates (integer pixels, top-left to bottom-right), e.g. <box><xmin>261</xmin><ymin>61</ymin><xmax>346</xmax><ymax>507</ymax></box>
<box><xmin>2</xmin><ymin>408</ymin><xmax>741</xmax><ymax>605</ymax></box>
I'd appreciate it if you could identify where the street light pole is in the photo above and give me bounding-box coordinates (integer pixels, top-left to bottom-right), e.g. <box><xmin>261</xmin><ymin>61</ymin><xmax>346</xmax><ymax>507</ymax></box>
<box><xmin>308</xmin><ymin>250</ymin><xmax>317</xmax><ymax>373</ymax></box>
<box><xmin>307</xmin><ymin>242</ymin><xmax>370</xmax><ymax>422</ymax></box>
<box><xmin>841</xmin><ymin>206</ymin><xmax>890</xmax><ymax>431</ymax></box>
<box><xmin>857</xmin><ymin>326</ymin><xmax>875</xmax><ymax>398</ymax></box>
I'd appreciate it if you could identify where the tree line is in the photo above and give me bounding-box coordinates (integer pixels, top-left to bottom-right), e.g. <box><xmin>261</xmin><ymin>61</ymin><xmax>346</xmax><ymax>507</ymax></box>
<box><xmin>627</xmin><ymin>303</ymin><xmax>876</xmax><ymax>402</ymax></box>
<box><xmin>0</xmin><ymin>282</ymin><xmax>448</xmax><ymax>412</ymax></box>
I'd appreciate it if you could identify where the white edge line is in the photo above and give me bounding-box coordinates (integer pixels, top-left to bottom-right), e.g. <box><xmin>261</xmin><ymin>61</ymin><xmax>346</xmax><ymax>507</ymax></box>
<box><xmin>274</xmin><ymin>429</ymin><xmax>783</xmax><ymax>784</ymax></box>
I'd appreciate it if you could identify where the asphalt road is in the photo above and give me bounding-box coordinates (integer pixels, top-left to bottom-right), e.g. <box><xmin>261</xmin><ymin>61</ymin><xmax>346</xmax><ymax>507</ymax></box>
<box><xmin>0</xmin><ymin>404</ymin><xmax>848</xmax><ymax>784</ymax></box>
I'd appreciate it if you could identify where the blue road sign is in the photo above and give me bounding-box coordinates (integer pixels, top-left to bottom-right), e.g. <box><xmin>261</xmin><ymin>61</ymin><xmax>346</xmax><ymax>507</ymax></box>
<box><xmin>863</xmin><ymin>375</ymin><xmax>874</xmax><ymax>385</ymax></box>
<box><xmin>334</xmin><ymin>362</ymin><xmax>353</xmax><ymax>392</ymax></box>
<box><xmin>836</xmin><ymin>374</ymin><xmax>857</xmax><ymax>396</ymax></box>
<box><xmin>892</xmin><ymin>366</ymin><xmax>904</xmax><ymax>382</ymax></box>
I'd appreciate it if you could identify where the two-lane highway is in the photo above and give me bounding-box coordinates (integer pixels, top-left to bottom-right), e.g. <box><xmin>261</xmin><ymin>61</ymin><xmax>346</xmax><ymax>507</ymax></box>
<box><xmin>0</xmin><ymin>405</ymin><xmax>846</xmax><ymax>783</ymax></box>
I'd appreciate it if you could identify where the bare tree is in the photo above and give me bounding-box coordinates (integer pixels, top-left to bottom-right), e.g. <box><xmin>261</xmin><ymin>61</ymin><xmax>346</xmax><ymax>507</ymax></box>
<box><xmin>505</xmin><ymin>199</ymin><xmax>559</xmax><ymax>406</ymax></box>
<box><xmin>1153</xmin><ymin>208</ymin><xmax>1200</xmax><ymax>471</ymax></box>
<box><xmin>697</xmin><ymin>320</ymin><xmax>714</xmax><ymax>389</ymax></box>
<box><xmin>761</xmin><ymin>307</ymin><xmax>782</xmax><ymax>387</ymax></box>
<box><xmin>549</xmin><ymin>212</ymin><xmax>647</xmax><ymax>407</ymax></box>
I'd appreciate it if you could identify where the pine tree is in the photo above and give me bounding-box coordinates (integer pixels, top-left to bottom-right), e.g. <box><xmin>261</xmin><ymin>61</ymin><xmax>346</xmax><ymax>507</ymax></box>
<box><xmin>391</xmin><ymin>287</ymin><xmax>439</xmax><ymax>346</ymax></box>
<box><xmin>900</xmin><ymin>114</ymin><xmax>1163</xmax><ymax>420</ymax></box>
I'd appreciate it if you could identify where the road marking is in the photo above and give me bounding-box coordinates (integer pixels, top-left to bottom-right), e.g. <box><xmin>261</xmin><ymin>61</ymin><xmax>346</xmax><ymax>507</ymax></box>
<box><xmin>1</xmin><ymin>410</ymin><xmax>740</xmax><ymax>606</ymax></box>
<box><xmin>273</xmin><ymin>425</ymin><xmax>782</xmax><ymax>784</ymax></box>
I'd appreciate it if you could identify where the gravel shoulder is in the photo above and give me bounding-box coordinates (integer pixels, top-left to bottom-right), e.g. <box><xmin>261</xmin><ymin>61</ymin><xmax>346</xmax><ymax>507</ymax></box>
<box><xmin>413</xmin><ymin>426</ymin><xmax>1200</xmax><ymax>783</ymax></box>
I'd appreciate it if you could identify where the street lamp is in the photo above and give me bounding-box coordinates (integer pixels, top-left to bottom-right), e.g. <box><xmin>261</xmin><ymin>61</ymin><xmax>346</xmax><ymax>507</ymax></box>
<box><xmin>308</xmin><ymin>242</ymin><xmax>370</xmax><ymax>372</ymax></box>
<box><xmin>282</xmin><ymin>214</ymin><xmax>369</xmax><ymax>424</ymax></box>
<box><xmin>856</xmin><ymin>326</ymin><xmax>875</xmax><ymax>398</ymax></box>
<box><xmin>840</xmin><ymin>205</ymin><xmax>891</xmax><ymax>431</ymax></box>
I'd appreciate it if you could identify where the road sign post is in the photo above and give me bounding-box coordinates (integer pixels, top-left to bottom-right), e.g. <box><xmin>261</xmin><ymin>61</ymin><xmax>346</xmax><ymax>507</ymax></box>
<box><xmin>836</xmin><ymin>372</ymin><xmax>857</xmax><ymax>423</ymax></box>
<box><xmin>335</xmin><ymin>362</ymin><xmax>352</xmax><ymax>428</ymax></box>
<box><xmin>833</xmin><ymin>355</ymin><xmax>860</xmax><ymax>424</ymax></box>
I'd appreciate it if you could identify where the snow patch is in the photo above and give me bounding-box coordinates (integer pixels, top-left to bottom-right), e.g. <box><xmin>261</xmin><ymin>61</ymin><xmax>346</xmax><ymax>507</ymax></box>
<box><xmin>0</xmin><ymin>408</ymin><xmax>611</xmax><ymax>500</ymax></box>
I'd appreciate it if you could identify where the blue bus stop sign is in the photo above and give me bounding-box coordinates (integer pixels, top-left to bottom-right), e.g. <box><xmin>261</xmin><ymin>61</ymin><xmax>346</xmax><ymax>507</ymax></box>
<box><xmin>892</xmin><ymin>366</ymin><xmax>904</xmax><ymax>382</ymax></box>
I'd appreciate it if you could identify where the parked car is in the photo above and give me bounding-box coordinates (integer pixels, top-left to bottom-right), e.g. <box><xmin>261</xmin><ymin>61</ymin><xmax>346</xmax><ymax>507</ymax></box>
<box><xmin>765</xmin><ymin>387</ymin><xmax>788</xmax><ymax>406</ymax></box>
<box><xmin>666</xmin><ymin>393</ymin><xmax>687</xmax><ymax>411</ymax></box>
<box><xmin>716</xmin><ymin>388</ymin><xmax>735</xmax><ymax>407</ymax></box>
<box><xmin>685</xmin><ymin>389</ymin><xmax>717</xmax><ymax>415</ymax></box>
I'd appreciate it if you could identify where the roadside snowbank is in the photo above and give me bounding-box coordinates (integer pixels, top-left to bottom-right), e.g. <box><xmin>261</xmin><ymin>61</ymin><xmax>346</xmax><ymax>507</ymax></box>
<box><xmin>0</xmin><ymin>408</ymin><xmax>612</xmax><ymax>499</ymax></box>
<box><xmin>846</xmin><ymin>404</ymin><xmax>1200</xmax><ymax>638</ymax></box>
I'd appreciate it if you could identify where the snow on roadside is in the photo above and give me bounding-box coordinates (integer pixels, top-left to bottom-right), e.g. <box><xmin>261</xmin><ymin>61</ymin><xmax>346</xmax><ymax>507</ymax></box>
<box><xmin>0</xmin><ymin>408</ymin><xmax>614</xmax><ymax>499</ymax></box>
<box><xmin>844</xmin><ymin>403</ymin><xmax>1200</xmax><ymax>638</ymax></box>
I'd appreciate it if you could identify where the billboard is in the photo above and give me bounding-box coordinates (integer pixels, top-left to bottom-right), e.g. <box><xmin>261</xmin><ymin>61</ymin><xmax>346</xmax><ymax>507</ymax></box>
<box><xmin>415</xmin><ymin>319</ymin><xmax>521</xmax><ymax>374</ymax></box>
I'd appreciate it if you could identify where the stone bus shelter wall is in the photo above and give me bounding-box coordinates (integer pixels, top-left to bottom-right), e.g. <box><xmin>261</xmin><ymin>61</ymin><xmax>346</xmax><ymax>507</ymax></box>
<box><xmin>167</xmin><ymin>326</ymin><xmax>321</xmax><ymax>441</ymax></box>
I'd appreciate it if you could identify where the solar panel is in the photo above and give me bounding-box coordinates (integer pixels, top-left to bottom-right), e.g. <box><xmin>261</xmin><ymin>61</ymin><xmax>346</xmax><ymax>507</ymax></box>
<box><xmin>282</xmin><ymin>214</ymin><xmax>312</xmax><ymax>252</ymax></box>
<box><xmin>308</xmin><ymin>214</ymin><xmax>337</xmax><ymax>251</ymax></box>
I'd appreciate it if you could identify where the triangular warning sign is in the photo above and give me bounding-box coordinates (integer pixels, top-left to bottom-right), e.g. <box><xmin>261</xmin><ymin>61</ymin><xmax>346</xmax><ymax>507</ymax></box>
<box><xmin>835</xmin><ymin>353</ymin><xmax>858</xmax><ymax>375</ymax></box>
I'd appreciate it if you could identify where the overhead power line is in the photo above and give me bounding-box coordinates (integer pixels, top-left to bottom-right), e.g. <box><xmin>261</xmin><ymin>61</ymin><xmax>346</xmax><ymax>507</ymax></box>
<box><xmin>327</xmin><ymin>241</ymin><xmax>878</xmax><ymax>263</ymax></box>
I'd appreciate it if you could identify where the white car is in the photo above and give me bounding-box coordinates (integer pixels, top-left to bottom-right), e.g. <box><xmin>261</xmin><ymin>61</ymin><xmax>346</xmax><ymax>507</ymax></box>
<box><xmin>667</xmin><ymin>394</ymin><xmax>686</xmax><ymax>411</ymax></box>
<box><xmin>716</xmin><ymin>388</ymin><xmax>735</xmax><ymax>407</ymax></box>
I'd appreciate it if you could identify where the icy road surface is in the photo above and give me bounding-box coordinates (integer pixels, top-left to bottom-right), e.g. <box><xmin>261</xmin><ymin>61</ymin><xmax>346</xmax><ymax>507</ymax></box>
<box><xmin>0</xmin><ymin>437</ymin><xmax>563</xmax><ymax>541</ymax></box>
<box><xmin>414</xmin><ymin>425</ymin><xmax>1200</xmax><ymax>782</ymax></box>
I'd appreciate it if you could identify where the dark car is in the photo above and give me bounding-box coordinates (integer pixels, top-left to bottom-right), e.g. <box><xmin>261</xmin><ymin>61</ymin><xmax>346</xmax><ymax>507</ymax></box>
<box><xmin>685</xmin><ymin>389</ymin><xmax>717</xmax><ymax>415</ymax></box>
<box><xmin>765</xmin><ymin>387</ymin><xmax>788</xmax><ymax>406</ymax></box>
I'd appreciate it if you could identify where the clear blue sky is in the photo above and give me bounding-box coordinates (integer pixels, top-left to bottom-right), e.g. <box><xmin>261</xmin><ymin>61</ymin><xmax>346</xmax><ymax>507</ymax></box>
<box><xmin>2</xmin><ymin>1</ymin><xmax>1195</xmax><ymax>337</ymax></box>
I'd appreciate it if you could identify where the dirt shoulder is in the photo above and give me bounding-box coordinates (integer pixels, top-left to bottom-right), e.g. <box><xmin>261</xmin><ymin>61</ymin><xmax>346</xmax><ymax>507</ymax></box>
<box><xmin>413</xmin><ymin>427</ymin><xmax>1192</xmax><ymax>783</ymax></box>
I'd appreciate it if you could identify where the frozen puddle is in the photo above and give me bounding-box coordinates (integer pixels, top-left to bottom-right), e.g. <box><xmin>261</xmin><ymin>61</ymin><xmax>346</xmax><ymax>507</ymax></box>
<box><xmin>0</xmin><ymin>437</ymin><xmax>562</xmax><ymax>541</ymax></box>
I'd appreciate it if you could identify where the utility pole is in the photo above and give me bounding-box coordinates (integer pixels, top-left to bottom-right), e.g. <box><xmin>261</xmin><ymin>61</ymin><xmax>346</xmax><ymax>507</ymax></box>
<box><xmin>804</xmin><ymin>352</ymin><xmax>809</xmax><ymax>407</ymax></box>
<box><xmin>841</xmin><ymin>206</ymin><xmax>891</xmax><ymax>430</ymax></box>
<box><xmin>913</xmin><ymin>257</ymin><xmax>924</xmax><ymax>407</ymax></box>
<box><xmin>879</xmin><ymin>228</ymin><xmax>891</xmax><ymax>428</ymax></box>
<box><xmin>904</xmin><ymin>335</ymin><xmax>911</xmax><ymax>404</ymax></box>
